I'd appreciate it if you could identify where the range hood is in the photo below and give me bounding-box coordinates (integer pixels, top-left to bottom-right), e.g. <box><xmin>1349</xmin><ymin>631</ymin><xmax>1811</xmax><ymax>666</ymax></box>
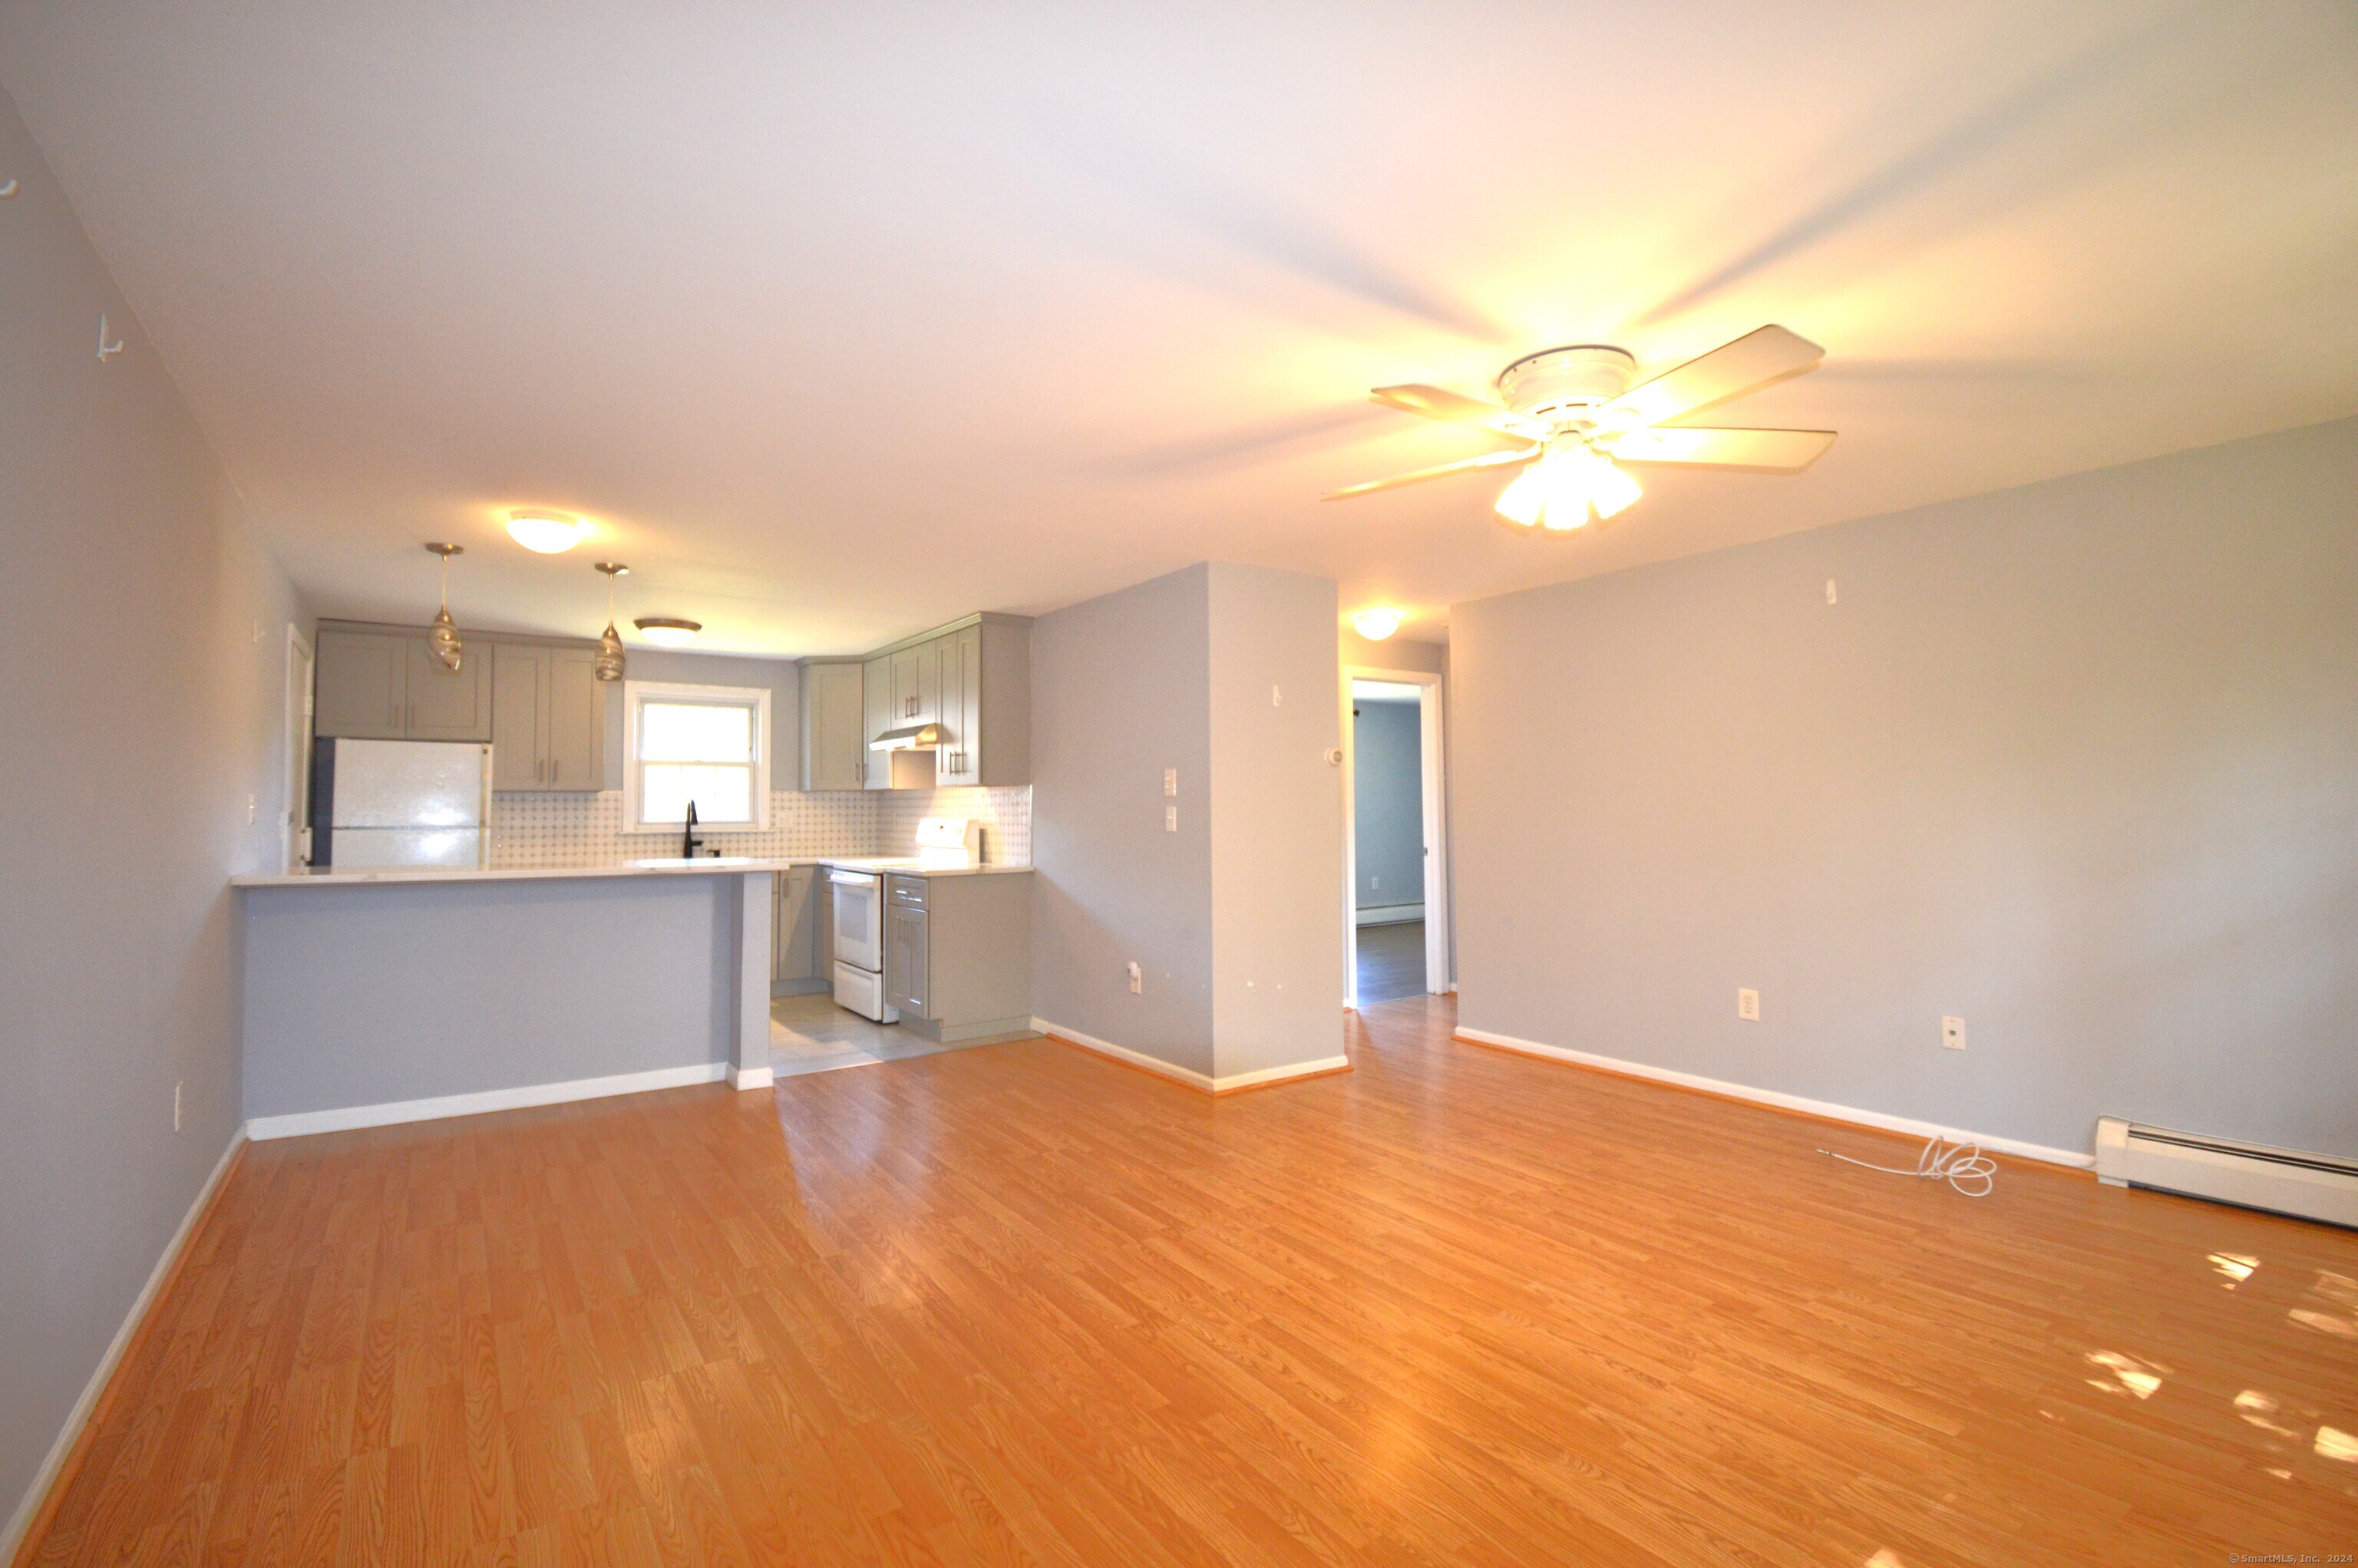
<box><xmin>868</xmin><ymin>723</ymin><xmax>941</xmax><ymax>752</ymax></box>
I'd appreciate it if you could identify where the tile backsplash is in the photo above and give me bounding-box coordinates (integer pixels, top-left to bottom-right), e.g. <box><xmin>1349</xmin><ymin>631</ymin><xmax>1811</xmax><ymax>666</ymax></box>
<box><xmin>490</xmin><ymin>787</ymin><xmax>1031</xmax><ymax>870</ymax></box>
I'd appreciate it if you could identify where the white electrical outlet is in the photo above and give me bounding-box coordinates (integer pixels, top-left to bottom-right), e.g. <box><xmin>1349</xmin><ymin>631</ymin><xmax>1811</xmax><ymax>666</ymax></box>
<box><xmin>1164</xmin><ymin>804</ymin><xmax>1177</xmax><ymax>832</ymax></box>
<box><xmin>1942</xmin><ymin>1015</ymin><xmax>1967</xmax><ymax>1051</ymax></box>
<box><xmin>1164</xmin><ymin>767</ymin><xmax>1177</xmax><ymax>797</ymax></box>
<box><xmin>1127</xmin><ymin>961</ymin><xmax>1142</xmax><ymax>995</ymax></box>
<box><xmin>173</xmin><ymin>1081</ymin><xmax>183</xmax><ymax>1131</ymax></box>
<box><xmin>1737</xmin><ymin>988</ymin><xmax>1761</xmax><ymax>1022</ymax></box>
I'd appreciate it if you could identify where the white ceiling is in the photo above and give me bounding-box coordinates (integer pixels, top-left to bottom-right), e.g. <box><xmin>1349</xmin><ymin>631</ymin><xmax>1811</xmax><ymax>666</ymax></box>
<box><xmin>5</xmin><ymin>3</ymin><xmax>2355</xmax><ymax>655</ymax></box>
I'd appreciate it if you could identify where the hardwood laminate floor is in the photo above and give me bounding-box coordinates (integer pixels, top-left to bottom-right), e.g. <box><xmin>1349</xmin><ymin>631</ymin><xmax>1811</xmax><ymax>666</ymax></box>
<box><xmin>22</xmin><ymin>997</ymin><xmax>2357</xmax><ymax>1566</ymax></box>
<box><xmin>1353</xmin><ymin>919</ymin><xmax>1426</xmax><ymax>1004</ymax></box>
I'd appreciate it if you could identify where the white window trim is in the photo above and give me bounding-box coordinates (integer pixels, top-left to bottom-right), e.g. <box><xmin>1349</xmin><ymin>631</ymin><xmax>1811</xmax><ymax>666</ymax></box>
<box><xmin>621</xmin><ymin>679</ymin><xmax>772</xmax><ymax>833</ymax></box>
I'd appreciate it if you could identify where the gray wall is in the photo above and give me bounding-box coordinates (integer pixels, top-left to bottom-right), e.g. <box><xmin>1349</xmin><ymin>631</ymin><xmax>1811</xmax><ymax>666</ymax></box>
<box><xmin>1352</xmin><ymin>698</ymin><xmax>1423</xmax><ymax>913</ymax></box>
<box><xmin>0</xmin><ymin>87</ymin><xmax>306</xmax><ymax>1541</ymax></box>
<box><xmin>1029</xmin><ymin>565</ymin><xmax>1217</xmax><ymax>1073</ymax></box>
<box><xmin>1207</xmin><ymin>565</ymin><xmax>1346</xmax><ymax>1076</ymax></box>
<box><xmin>602</xmin><ymin>648</ymin><xmax>802</xmax><ymax>793</ymax></box>
<box><xmin>1453</xmin><ymin>415</ymin><xmax>2358</xmax><ymax>1160</ymax></box>
<box><xmin>241</xmin><ymin>877</ymin><xmax>737</xmax><ymax>1117</ymax></box>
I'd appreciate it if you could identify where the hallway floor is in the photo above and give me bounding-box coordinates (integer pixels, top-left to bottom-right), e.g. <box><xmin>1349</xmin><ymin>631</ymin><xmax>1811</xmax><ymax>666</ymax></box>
<box><xmin>1353</xmin><ymin>917</ymin><xmax>1427</xmax><ymax>1003</ymax></box>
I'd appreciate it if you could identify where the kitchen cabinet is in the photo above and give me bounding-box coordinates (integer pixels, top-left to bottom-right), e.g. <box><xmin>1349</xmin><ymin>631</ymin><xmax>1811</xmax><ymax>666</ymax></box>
<box><xmin>857</xmin><ymin>614</ymin><xmax>1032</xmax><ymax>790</ymax></box>
<box><xmin>934</xmin><ymin>623</ymin><xmax>983</xmax><ymax>786</ymax></box>
<box><xmin>883</xmin><ymin>877</ymin><xmax>930</xmax><ymax>1018</ymax></box>
<box><xmin>404</xmin><ymin>638</ymin><xmax>494</xmax><ymax>741</ymax></box>
<box><xmin>879</xmin><ymin>870</ymin><xmax>1032</xmax><ymax>1043</ymax></box>
<box><xmin>314</xmin><ymin>629</ymin><xmax>409</xmax><ymax>738</ymax></box>
<box><xmin>492</xmin><ymin>642</ymin><xmax>605</xmax><ymax>790</ymax></box>
<box><xmin>315</xmin><ymin>626</ymin><xmax>492</xmax><ymax>742</ymax></box>
<box><xmin>771</xmin><ymin>865</ymin><xmax>827</xmax><ymax>993</ymax></box>
<box><xmin>861</xmin><ymin>654</ymin><xmax>893</xmax><ymax>789</ymax></box>
<box><xmin>800</xmin><ymin>660</ymin><xmax>864</xmax><ymax>791</ymax></box>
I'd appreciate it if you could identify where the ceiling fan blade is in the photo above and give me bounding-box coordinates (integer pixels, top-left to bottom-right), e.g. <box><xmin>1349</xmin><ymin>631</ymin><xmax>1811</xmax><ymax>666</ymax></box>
<box><xmin>1322</xmin><ymin>443</ymin><xmax>1539</xmax><ymax>500</ymax></box>
<box><xmin>1594</xmin><ymin>325</ymin><xmax>1825</xmax><ymax>432</ymax></box>
<box><xmin>1371</xmin><ymin>385</ymin><xmax>1550</xmax><ymax>443</ymax></box>
<box><xmin>1606</xmin><ymin>427</ymin><xmax>1836</xmax><ymax>471</ymax></box>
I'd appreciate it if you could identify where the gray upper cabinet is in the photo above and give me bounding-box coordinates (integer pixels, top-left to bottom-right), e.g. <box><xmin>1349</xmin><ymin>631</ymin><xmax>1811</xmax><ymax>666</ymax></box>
<box><xmin>403</xmin><ymin>638</ymin><xmax>494</xmax><ymax>741</ymax></box>
<box><xmin>490</xmin><ymin>643</ymin><xmax>545</xmax><ymax>790</ymax></box>
<box><xmin>490</xmin><ymin>642</ymin><xmax>605</xmax><ymax>790</ymax></box>
<box><xmin>935</xmin><ymin>624</ymin><xmax>981</xmax><ymax>786</ymax></box>
<box><xmin>313</xmin><ymin>629</ymin><xmax>409</xmax><ymax>738</ymax></box>
<box><xmin>862</xmin><ymin>653</ymin><xmax>893</xmax><ymax>789</ymax></box>
<box><xmin>857</xmin><ymin>614</ymin><xmax>1031</xmax><ymax>789</ymax></box>
<box><xmin>546</xmin><ymin>649</ymin><xmax>603</xmax><ymax>788</ymax></box>
<box><xmin>800</xmin><ymin>660</ymin><xmax>864</xmax><ymax>792</ymax></box>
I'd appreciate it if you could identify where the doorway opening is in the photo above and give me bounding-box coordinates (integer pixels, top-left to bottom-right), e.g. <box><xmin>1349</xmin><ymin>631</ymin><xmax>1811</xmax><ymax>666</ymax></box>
<box><xmin>1342</xmin><ymin>668</ymin><xmax>1448</xmax><ymax>1008</ymax></box>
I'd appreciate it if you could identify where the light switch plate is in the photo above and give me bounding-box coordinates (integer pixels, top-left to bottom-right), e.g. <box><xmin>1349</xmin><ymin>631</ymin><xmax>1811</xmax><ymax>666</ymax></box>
<box><xmin>1127</xmin><ymin>961</ymin><xmax>1142</xmax><ymax>995</ymax></box>
<box><xmin>1164</xmin><ymin>805</ymin><xmax>1177</xmax><ymax>832</ymax></box>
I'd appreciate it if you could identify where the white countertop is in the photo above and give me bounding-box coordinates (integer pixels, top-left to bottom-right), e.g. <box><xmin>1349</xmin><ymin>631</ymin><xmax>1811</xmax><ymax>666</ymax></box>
<box><xmin>232</xmin><ymin>855</ymin><xmax>1034</xmax><ymax>888</ymax></box>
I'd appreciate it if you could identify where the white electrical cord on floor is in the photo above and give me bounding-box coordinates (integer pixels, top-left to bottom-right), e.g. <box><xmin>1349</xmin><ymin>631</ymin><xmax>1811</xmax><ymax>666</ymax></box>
<box><xmin>1818</xmin><ymin>1135</ymin><xmax>1997</xmax><ymax>1197</ymax></box>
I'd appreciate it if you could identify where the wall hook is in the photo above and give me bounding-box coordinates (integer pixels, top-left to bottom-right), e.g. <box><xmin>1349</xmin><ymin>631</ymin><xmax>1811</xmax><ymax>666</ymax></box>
<box><xmin>97</xmin><ymin>312</ymin><xmax>124</xmax><ymax>361</ymax></box>
<box><xmin>0</xmin><ymin>179</ymin><xmax>19</xmax><ymax>199</ymax></box>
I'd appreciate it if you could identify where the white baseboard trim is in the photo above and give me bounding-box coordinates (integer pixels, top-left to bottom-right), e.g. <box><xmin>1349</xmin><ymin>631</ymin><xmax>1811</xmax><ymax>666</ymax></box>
<box><xmin>1355</xmin><ymin>902</ymin><xmax>1425</xmax><ymax>926</ymax></box>
<box><xmin>1036</xmin><ymin>1017</ymin><xmax>1215</xmax><ymax>1091</ymax></box>
<box><xmin>1215</xmin><ymin>1054</ymin><xmax>1352</xmax><ymax>1093</ymax></box>
<box><xmin>728</xmin><ymin>1065</ymin><xmax>774</xmax><ymax>1091</ymax></box>
<box><xmin>2</xmin><ymin>1126</ymin><xmax>246</xmax><ymax>1563</ymax></box>
<box><xmin>246</xmin><ymin>1062</ymin><xmax>729</xmax><ymax>1141</ymax></box>
<box><xmin>1033</xmin><ymin>1018</ymin><xmax>1350</xmax><ymax>1095</ymax></box>
<box><xmin>1451</xmin><ymin>1025</ymin><xmax>2093</xmax><ymax>1170</ymax></box>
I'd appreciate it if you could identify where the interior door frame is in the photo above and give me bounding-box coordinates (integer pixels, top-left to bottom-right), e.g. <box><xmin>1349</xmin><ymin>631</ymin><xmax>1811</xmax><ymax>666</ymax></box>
<box><xmin>1340</xmin><ymin>663</ymin><xmax>1451</xmax><ymax>1010</ymax></box>
<box><xmin>283</xmin><ymin>623</ymin><xmax>314</xmax><ymax>870</ymax></box>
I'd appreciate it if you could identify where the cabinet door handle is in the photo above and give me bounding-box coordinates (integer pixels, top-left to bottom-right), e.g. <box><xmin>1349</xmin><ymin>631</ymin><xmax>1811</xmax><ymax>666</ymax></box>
<box><xmin>551</xmin><ymin>758</ymin><xmax>560</xmax><ymax>784</ymax></box>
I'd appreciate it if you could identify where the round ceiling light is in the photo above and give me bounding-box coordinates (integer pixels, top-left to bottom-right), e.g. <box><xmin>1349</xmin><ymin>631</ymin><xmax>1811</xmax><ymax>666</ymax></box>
<box><xmin>634</xmin><ymin>616</ymin><xmax>701</xmax><ymax>648</ymax></box>
<box><xmin>1352</xmin><ymin>607</ymin><xmax>1404</xmax><ymax>641</ymax></box>
<box><xmin>506</xmin><ymin>509</ymin><xmax>585</xmax><ymax>553</ymax></box>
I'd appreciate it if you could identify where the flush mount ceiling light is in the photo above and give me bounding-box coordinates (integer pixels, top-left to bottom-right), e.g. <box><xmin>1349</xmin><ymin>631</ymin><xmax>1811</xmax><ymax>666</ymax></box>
<box><xmin>506</xmin><ymin>508</ymin><xmax>585</xmax><ymax>553</ymax></box>
<box><xmin>634</xmin><ymin>616</ymin><xmax>701</xmax><ymax>648</ymax></box>
<box><xmin>593</xmin><ymin>562</ymin><xmax>629</xmax><ymax>681</ymax></box>
<box><xmin>424</xmin><ymin>543</ymin><xmax>464</xmax><ymax>672</ymax></box>
<box><xmin>1352</xmin><ymin>607</ymin><xmax>1404</xmax><ymax>640</ymax></box>
<box><xmin>1324</xmin><ymin>325</ymin><xmax>1837</xmax><ymax>533</ymax></box>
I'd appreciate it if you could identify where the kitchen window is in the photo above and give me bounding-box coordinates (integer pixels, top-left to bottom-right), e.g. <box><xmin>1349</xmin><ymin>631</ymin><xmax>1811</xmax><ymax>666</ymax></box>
<box><xmin>622</xmin><ymin>681</ymin><xmax>771</xmax><ymax>832</ymax></box>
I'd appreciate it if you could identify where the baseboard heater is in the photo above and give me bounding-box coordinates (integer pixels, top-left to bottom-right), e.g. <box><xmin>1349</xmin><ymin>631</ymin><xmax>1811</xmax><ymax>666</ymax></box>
<box><xmin>2095</xmin><ymin>1117</ymin><xmax>2358</xmax><ymax>1229</ymax></box>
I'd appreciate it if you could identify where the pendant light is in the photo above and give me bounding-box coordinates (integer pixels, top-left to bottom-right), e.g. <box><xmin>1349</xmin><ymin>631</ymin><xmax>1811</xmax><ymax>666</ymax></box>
<box><xmin>424</xmin><ymin>543</ymin><xmax>464</xmax><ymax>672</ymax></box>
<box><xmin>593</xmin><ymin>562</ymin><xmax>629</xmax><ymax>682</ymax></box>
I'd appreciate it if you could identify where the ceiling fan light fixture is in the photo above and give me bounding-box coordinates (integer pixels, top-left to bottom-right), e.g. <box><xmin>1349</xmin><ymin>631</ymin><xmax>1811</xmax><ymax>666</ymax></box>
<box><xmin>1585</xmin><ymin>451</ymin><xmax>1643</xmax><ymax>520</ymax></box>
<box><xmin>1493</xmin><ymin>460</ymin><xmax>1552</xmax><ymax>527</ymax></box>
<box><xmin>507</xmin><ymin>509</ymin><xmax>585</xmax><ymax>553</ymax></box>
<box><xmin>634</xmin><ymin>616</ymin><xmax>701</xmax><ymax>648</ymax></box>
<box><xmin>1352</xmin><ymin>607</ymin><xmax>1404</xmax><ymax>641</ymax></box>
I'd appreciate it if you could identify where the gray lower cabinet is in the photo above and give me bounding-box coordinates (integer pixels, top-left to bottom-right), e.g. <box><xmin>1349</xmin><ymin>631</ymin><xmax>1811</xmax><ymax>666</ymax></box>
<box><xmin>316</xmin><ymin>626</ymin><xmax>492</xmax><ymax>741</ymax></box>
<box><xmin>771</xmin><ymin>866</ymin><xmax>827</xmax><ymax>994</ymax></box>
<box><xmin>880</xmin><ymin>872</ymin><xmax>1032</xmax><ymax>1043</ymax></box>
<box><xmin>491</xmin><ymin>642</ymin><xmax>604</xmax><ymax>790</ymax></box>
<box><xmin>800</xmin><ymin>660</ymin><xmax>864</xmax><ymax>791</ymax></box>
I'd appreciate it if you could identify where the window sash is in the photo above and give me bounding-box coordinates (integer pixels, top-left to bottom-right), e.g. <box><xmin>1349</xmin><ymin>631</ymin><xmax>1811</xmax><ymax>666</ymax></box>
<box><xmin>622</xmin><ymin>682</ymin><xmax>770</xmax><ymax>832</ymax></box>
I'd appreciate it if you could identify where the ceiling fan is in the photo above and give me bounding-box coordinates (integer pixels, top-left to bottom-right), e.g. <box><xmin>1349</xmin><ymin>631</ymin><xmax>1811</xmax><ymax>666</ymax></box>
<box><xmin>1324</xmin><ymin>325</ymin><xmax>1836</xmax><ymax>532</ymax></box>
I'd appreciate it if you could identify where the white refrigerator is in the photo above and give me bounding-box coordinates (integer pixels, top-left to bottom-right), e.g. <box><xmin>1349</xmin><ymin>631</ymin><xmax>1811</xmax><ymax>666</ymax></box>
<box><xmin>309</xmin><ymin>738</ymin><xmax>493</xmax><ymax>869</ymax></box>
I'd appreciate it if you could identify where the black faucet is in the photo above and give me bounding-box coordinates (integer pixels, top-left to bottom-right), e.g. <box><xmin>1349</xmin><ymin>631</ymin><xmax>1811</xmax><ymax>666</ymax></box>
<box><xmin>682</xmin><ymin>800</ymin><xmax>702</xmax><ymax>859</ymax></box>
